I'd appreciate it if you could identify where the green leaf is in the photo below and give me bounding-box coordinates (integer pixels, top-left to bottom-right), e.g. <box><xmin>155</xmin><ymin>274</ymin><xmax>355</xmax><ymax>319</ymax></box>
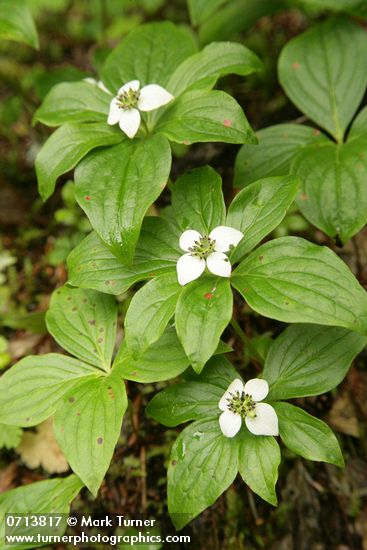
<box><xmin>238</xmin><ymin>430</ymin><xmax>280</xmax><ymax>505</ymax></box>
<box><xmin>35</xmin><ymin>122</ymin><xmax>123</xmax><ymax>201</ymax></box>
<box><xmin>147</xmin><ymin>381</ymin><xmax>222</xmax><ymax>427</ymax></box>
<box><xmin>156</xmin><ymin>89</ymin><xmax>256</xmax><ymax>145</ymax></box>
<box><xmin>187</xmin><ymin>0</ymin><xmax>228</xmax><ymax>24</ymax></box>
<box><xmin>0</xmin><ymin>475</ymin><xmax>82</xmax><ymax>512</ymax></box>
<box><xmin>0</xmin><ymin>475</ymin><xmax>82</xmax><ymax>550</ymax></box>
<box><xmin>247</xmin><ymin>334</ymin><xmax>273</xmax><ymax>363</ymax></box>
<box><xmin>176</xmin><ymin>276</ymin><xmax>233</xmax><ymax>373</ymax></box>
<box><xmin>114</xmin><ymin>328</ymin><xmax>190</xmax><ymax>383</ymax></box>
<box><xmin>0</xmin><ymin>354</ymin><xmax>98</xmax><ymax>426</ymax></box>
<box><xmin>264</xmin><ymin>324</ymin><xmax>367</xmax><ymax>400</ymax></box>
<box><xmin>166</xmin><ymin>41</ymin><xmax>262</xmax><ymax>97</ymax></box>
<box><xmin>227</xmin><ymin>175</ymin><xmax>299</xmax><ymax>262</ymax></box>
<box><xmin>147</xmin><ymin>354</ymin><xmax>240</xmax><ymax>427</ymax></box>
<box><xmin>125</xmin><ymin>273</ymin><xmax>181</xmax><ymax>355</ymax></box>
<box><xmin>101</xmin><ymin>21</ymin><xmax>197</xmax><ymax>92</ymax></box>
<box><xmin>293</xmin><ymin>0</ymin><xmax>365</xmax><ymax>12</ymax></box>
<box><xmin>278</xmin><ymin>17</ymin><xmax>367</xmax><ymax>142</ymax></box>
<box><xmin>167</xmin><ymin>418</ymin><xmax>238</xmax><ymax>529</ymax></box>
<box><xmin>33</xmin><ymin>81</ymin><xmax>111</xmax><ymax>126</ymax></box>
<box><xmin>171</xmin><ymin>166</ymin><xmax>226</xmax><ymax>233</ymax></box>
<box><xmin>274</xmin><ymin>402</ymin><xmax>344</xmax><ymax>466</ymax></box>
<box><xmin>54</xmin><ymin>370</ymin><xmax>127</xmax><ymax>495</ymax></box>
<box><xmin>292</xmin><ymin>138</ymin><xmax>367</xmax><ymax>244</ymax></box>
<box><xmin>349</xmin><ymin>0</ymin><xmax>367</xmax><ymax>18</ymax></box>
<box><xmin>348</xmin><ymin>105</ymin><xmax>367</xmax><ymax>141</ymax></box>
<box><xmin>46</xmin><ymin>286</ymin><xmax>117</xmax><ymax>372</ymax></box>
<box><xmin>183</xmin><ymin>354</ymin><xmax>240</xmax><ymax>389</ymax></box>
<box><xmin>75</xmin><ymin>135</ymin><xmax>171</xmax><ymax>263</ymax></box>
<box><xmin>67</xmin><ymin>218</ymin><xmax>180</xmax><ymax>295</ymax></box>
<box><xmin>234</xmin><ymin>124</ymin><xmax>327</xmax><ymax>187</ymax></box>
<box><xmin>0</xmin><ymin>0</ymin><xmax>39</xmax><ymax>49</ymax></box>
<box><xmin>0</xmin><ymin>424</ymin><xmax>22</xmax><ymax>449</ymax></box>
<box><xmin>198</xmin><ymin>0</ymin><xmax>285</xmax><ymax>45</ymax></box>
<box><xmin>232</xmin><ymin>237</ymin><xmax>367</xmax><ymax>333</ymax></box>
<box><xmin>215</xmin><ymin>340</ymin><xmax>233</xmax><ymax>355</ymax></box>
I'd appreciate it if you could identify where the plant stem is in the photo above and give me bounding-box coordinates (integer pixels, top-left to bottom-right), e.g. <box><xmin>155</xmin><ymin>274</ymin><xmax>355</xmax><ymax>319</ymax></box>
<box><xmin>140</xmin><ymin>117</ymin><xmax>150</xmax><ymax>136</ymax></box>
<box><xmin>230</xmin><ymin>317</ymin><xmax>264</xmax><ymax>365</ymax></box>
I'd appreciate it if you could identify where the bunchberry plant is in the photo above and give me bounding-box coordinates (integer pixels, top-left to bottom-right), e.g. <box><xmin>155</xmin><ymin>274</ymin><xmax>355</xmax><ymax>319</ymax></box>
<box><xmin>1</xmin><ymin>4</ymin><xmax>367</xmax><ymax>546</ymax></box>
<box><xmin>235</xmin><ymin>17</ymin><xmax>367</xmax><ymax>246</ymax></box>
<box><xmin>146</xmin><ymin>322</ymin><xmax>366</xmax><ymax>527</ymax></box>
<box><xmin>33</xmin><ymin>21</ymin><xmax>261</xmax><ymax>264</ymax></box>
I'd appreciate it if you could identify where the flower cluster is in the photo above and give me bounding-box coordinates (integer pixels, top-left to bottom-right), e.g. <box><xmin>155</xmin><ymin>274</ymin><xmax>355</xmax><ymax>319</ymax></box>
<box><xmin>219</xmin><ymin>378</ymin><xmax>278</xmax><ymax>438</ymax></box>
<box><xmin>107</xmin><ymin>79</ymin><xmax>174</xmax><ymax>138</ymax></box>
<box><xmin>176</xmin><ymin>226</ymin><xmax>243</xmax><ymax>286</ymax></box>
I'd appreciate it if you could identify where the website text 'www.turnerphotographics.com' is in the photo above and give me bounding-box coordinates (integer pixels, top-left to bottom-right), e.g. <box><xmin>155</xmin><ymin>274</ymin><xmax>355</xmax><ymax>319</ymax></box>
<box><xmin>4</xmin><ymin>513</ymin><xmax>192</xmax><ymax>546</ymax></box>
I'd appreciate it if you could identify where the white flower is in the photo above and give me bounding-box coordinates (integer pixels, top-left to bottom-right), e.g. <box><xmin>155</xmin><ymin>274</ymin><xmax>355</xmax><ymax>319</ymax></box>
<box><xmin>176</xmin><ymin>226</ymin><xmax>243</xmax><ymax>286</ymax></box>
<box><xmin>107</xmin><ymin>79</ymin><xmax>174</xmax><ymax>139</ymax></box>
<box><xmin>219</xmin><ymin>378</ymin><xmax>278</xmax><ymax>438</ymax></box>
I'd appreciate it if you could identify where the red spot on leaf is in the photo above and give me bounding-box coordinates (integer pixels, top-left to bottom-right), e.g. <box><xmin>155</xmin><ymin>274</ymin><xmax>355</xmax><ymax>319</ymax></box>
<box><xmin>312</xmin><ymin>129</ymin><xmax>320</xmax><ymax>136</ymax></box>
<box><xmin>299</xmin><ymin>193</ymin><xmax>308</xmax><ymax>201</ymax></box>
<box><xmin>97</xmin><ymin>437</ymin><xmax>103</xmax><ymax>445</ymax></box>
<box><xmin>204</xmin><ymin>292</ymin><xmax>214</xmax><ymax>299</ymax></box>
<box><xmin>259</xmin><ymin>255</ymin><xmax>264</xmax><ymax>261</ymax></box>
<box><xmin>223</xmin><ymin>119</ymin><xmax>232</xmax><ymax>127</ymax></box>
<box><xmin>148</xmin><ymin>273</ymin><xmax>156</xmax><ymax>277</ymax></box>
<box><xmin>108</xmin><ymin>386</ymin><xmax>115</xmax><ymax>400</ymax></box>
<box><xmin>85</xmin><ymin>195</ymin><xmax>91</xmax><ymax>201</ymax></box>
<box><xmin>292</xmin><ymin>62</ymin><xmax>300</xmax><ymax>70</ymax></box>
<box><xmin>243</xmin><ymin>288</ymin><xmax>249</xmax><ymax>292</ymax></box>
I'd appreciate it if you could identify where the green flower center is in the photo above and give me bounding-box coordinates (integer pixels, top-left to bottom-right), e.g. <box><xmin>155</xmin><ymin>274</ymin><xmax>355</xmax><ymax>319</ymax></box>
<box><xmin>227</xmin><ymin>391</ymin><xmax>257</xmax><ymax>419</ymax></box>
<box><xmin>189</xmin><ymin>236</ymin><xmax>216</xmax><ymax>260</ymax></box>
<box><xmin>116</xmin><ymin>88</ymin><xmax>140</xmax><ymax>110</ymax></box>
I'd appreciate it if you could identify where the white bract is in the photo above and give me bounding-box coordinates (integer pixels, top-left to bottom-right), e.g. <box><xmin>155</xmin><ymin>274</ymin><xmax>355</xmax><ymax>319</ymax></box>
<box><xmin>107</xmin><ymin>79</ymin><xmax>174</xmax><ymax>138</ymax></box>
<box><xmin>219</xmin><ymin>378</ymin><xmax>278</xmax><ymax>438</ymax></box>
<box><xmin>84</xmin><ymin>77</ymin><xmax>110</xmax><ymax>94</ymax></box>
<box><xmin>176</xmin><ymin>226</ymin><xmax>243</xmax><ymax>286</ymax></box>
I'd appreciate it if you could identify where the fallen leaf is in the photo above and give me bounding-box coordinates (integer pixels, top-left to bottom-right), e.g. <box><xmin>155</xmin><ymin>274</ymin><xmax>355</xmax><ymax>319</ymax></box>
<box><xmin>8</xmin><ymin>333</ymin><xmax>43</xmax><ymax>360</ymax></box>
<box><xmin>16</xmin><ymin>418</ymin><xmax>69</xmax><ymax>473</ymax></box>
<box><xmin>327</xmin><ymin>392</ymin><xmax>359</xmax><ymax>437</ymax></box>
<box><xmin>0</xmin><ymin>463</ymin><xmax>18</xmax><ymax>492</ymax></box>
